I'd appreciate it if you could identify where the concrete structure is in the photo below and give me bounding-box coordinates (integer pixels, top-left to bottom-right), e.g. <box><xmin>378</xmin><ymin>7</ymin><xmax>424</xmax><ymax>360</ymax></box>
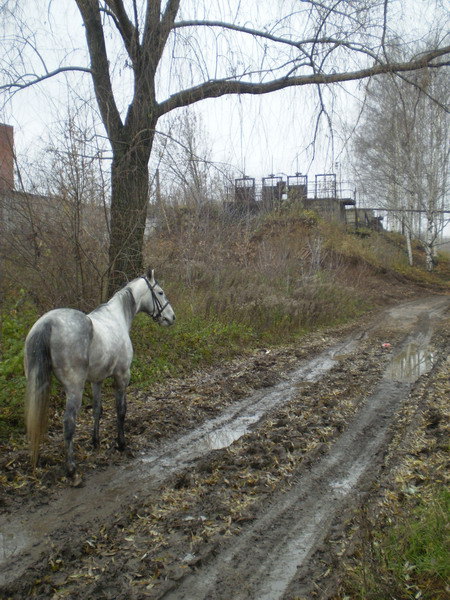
<box><xmin>302</xmin><ymin>196</ymin><xmax>355</xmax><ymax>223</ymax></box>
<box><xmin>228</xmin><ymin>170</ymin><xmax>386</xmax><ymax>233</ymax></box>
<box><xmin>234</xmin><ymin>177</ymin><xmax>256</xmax><ymax>207</ymax></box>
<box><xmin>261</xmin><ymin>175</ymin><xmax>285</xmax><ymax>210</ymax></box>
<box><xmin>287</xmin><ymin>174</ymin><xmax>308</xmax><ymax>203</ymax></box>
<box><xmin>231</xmin><ymin>171</ymin><xmax>361</xmax><ymax>225</ymax></box>
<box><xmin>345</xmin><ymin>207</ymin><xmax>384</xmax><ymax>231</ymax></box>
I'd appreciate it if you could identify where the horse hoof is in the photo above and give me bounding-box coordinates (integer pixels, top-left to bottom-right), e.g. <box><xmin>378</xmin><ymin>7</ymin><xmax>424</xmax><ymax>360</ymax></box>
<box><xmin>69</xmin><ymin>473</ymin><xmax>83</xmax><ymax>487</ymax></box>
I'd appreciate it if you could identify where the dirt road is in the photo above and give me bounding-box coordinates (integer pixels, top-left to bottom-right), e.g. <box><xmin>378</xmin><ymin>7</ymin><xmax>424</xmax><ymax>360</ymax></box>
<box><xmin>0</xmin><ymin>294</ymin><xmax>449</xmax><ymax>599</ymax></box>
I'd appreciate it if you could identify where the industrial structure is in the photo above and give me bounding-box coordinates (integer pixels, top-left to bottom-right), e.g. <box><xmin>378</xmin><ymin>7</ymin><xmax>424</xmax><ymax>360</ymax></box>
<box><xmin>231</xmin><ymin>172</ymin><xmax>382</xmax><ymax>229</ymax></box>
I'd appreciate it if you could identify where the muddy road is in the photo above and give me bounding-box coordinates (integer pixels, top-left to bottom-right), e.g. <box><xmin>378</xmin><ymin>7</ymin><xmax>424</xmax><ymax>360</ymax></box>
<box><xmin>1</xmin><ymin>294</ymin><xmax>449</xmax><ymax>599</ymax></box>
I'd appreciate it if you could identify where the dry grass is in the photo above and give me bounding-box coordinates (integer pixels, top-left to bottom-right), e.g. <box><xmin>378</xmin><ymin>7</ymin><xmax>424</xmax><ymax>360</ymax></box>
<box><xmin>145</xmin><ymin>205</ymin><xmax>374</xmax><ymax>340</ymax></box>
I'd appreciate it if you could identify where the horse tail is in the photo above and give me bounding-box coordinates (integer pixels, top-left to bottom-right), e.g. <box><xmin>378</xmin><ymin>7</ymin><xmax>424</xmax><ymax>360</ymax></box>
<box><xmin>25</xmin><ymin>319</ymin><xmax>53</xmax><ymax>468</ymax></box>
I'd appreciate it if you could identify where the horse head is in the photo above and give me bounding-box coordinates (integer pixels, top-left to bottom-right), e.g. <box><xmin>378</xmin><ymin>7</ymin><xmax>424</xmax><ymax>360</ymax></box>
<box><xmin>142</xmin><ymin>268</ymin><xmax>175</xmax><ymax>326</ymax></box>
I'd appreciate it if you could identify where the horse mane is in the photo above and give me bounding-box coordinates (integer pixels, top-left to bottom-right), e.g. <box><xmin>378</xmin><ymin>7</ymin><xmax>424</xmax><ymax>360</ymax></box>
<box><xmin>120</xmin><ymin>287</ymin><xmax>137</xmax><ymax>322</ymax></box>
<box><xmin>90</xmin><ymin>285</ymin><xmax>136</xmax><ymax>322</ymax></box>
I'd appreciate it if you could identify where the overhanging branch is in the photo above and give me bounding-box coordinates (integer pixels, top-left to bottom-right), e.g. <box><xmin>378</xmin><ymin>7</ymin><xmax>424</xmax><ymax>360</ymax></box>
<box><xmin>172</xmin><ymin>19</ymin><xmax>380</xmax><ymax>58</ymax></box>
<box><xmin>103</xmin><ymin>1</ymin><xmax>139</xmax><ymax>64</ymax></box>
<box><xmin>157</xmin><ymin>45</ymin><xmax>450</xmax><ymax>116</ymax></box>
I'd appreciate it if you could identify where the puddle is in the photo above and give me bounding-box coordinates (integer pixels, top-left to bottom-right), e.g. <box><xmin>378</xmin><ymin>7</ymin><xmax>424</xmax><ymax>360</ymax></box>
<box><xmin>385</xmin><ymin>342</ymin><xmax>435</xmax><ymax>382</ymax></box>
<box><xmin>0</xmin><ymin>531</ymin><xmax>31</xmax><ymax>561</ymax></box>
<box><xmin>329</xmin><ymin>457</ymin><xmax>370</xmax><ymax>496</ymax></box>
<box><xmin>141</xmin><ymin>338</ymin><xmax>359</xmax><ymax>461</ymax></box>
<box><xmin>205</xmin><ymin>420</ymin><xmax>256</xmax><ymax>451</ymax></box>
<box><xmin>0</xmin><ymin>337</ymin><xmax>360</xmax><ymax>585</ymax></box>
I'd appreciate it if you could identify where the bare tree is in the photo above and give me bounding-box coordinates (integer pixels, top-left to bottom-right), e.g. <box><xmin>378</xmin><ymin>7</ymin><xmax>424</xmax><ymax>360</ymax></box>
<box><xmin>153</xmin><ymin>110</ymin><xmax>228</xmax><ymax>209</ymax></box>
<box><xmin>352</xmin><ymin>51</ymin><xmax>449</xmax><ymax>270</ymax></box>
<box><xmin>45</xmin><ymin>114</ymin><xmax>111</xmax><ymax>298</ymax></box>
<box><xmin>1</xmin><ymin>1</ymin><xmax>449</xmax><ymax>290</ymax></box>
<box><xmin>0</xmin><ymin>110</ymin><xmax>109</xmax><ymax>308</ymax></box>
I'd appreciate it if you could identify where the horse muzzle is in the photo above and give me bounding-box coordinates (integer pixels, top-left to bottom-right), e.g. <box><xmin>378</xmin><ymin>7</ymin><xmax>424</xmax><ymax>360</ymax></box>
<box><xmin>158</xmin><ymin>312</ymin><xmax>175</xmax><ymax>326</ymax></box>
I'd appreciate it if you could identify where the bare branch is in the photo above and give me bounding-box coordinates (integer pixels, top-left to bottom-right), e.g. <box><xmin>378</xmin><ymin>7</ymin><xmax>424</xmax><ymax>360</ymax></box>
<box><xmin>157</xmin><ymin>45</ymin><xmax>450</xmax><ymax>116</ymax></box>
<box><xmin>172</xmin><ymin>19</ymin><xmax>381</xmax><ymax>59</ymax></box>
<box><xmin>143</xmin><ymin>0</ymin><xmax>180</xmax><ymax>67</ymax></box>
<box><xmin>394</xmin><ymin>70</ymin><xmax>450</xmax><ymax>113</ymax></box>
<box><xmin>74</xmin><ymin>0</ymin><xmax>123</xmax><ymax>144</ymax></box>
<box><xmin>103</xmin><ymin>0</ymin><xmax>139</xmax><ymax>64</ymax></box>
<box><xmin>0</xmin><ymin>66</ymin><xmax>91</xmax><ymax>93</ymax></box>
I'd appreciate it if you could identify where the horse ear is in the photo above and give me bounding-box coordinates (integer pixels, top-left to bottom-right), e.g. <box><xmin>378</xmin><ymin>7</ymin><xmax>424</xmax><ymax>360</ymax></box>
<box><xmin>147</xmin><ymin>267</ymin><xmax>155</xmax><ymax>282</ymax></box>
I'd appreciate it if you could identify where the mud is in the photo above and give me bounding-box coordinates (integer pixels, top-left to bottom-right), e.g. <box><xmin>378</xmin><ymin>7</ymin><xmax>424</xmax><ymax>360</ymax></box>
<box><xmin>0</xmin><ymin>294</ymin><xmax>448</xmax><ymax>599</ymax></box>
<box><xmin>0</xmin><ymin>337</ymin><xmax>364</xmax><ymax>587</ymax></box>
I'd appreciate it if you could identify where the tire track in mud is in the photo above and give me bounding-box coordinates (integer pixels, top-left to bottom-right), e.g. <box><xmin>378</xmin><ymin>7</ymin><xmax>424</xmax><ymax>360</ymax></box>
<box><xmin>0</xmin><ymin>295</ymin><xmax>448</xmax><ymax>598</ymax></box>
<box><xmin>162</xmin><ymin>296</ymin><xmax>449</xmax><ymax>600</ymax></box>
<box><xmin>0</xmin><ymin>329</ymin><xmax>362</xmax><ymax>588</ymax></box>
<box><xmin>163</xmin><ymin>381</ymin><xmax>411</xmax><ymax>600</ymax></box>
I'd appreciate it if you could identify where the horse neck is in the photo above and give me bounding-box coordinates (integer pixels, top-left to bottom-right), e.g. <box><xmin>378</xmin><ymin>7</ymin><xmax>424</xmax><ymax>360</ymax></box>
<box><xmin>108</xmin><ymin>285</ymin><xmax>139</xmax><ymax>331</ymax></box>
<box><xmin>124</xmin><ymin>277</ymin><xmax>151</xmax><ymax>318</ymax></box>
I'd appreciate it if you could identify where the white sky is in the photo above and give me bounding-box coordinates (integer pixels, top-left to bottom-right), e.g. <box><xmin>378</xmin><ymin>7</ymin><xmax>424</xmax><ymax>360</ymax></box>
<box><xmin>1</xmin><ymin>0</ymin><xmax>448</xmax><ymax>197</ymax></box>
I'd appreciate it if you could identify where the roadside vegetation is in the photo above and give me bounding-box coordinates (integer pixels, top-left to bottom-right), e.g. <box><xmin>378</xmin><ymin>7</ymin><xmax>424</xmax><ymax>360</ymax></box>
<box><xmin>2</xmin><ymin>203</ymin><xmax>449</xmax><ymax>441</ymax></box>
<box><xmin>341</xmin><ymin>487</ymin><xmax>449</xmax><ymax>600</ymax></box>
<box><xmin>332</xmin><ymin>342</ymin><xmax>449</xmax><ymax>600</ymax></box>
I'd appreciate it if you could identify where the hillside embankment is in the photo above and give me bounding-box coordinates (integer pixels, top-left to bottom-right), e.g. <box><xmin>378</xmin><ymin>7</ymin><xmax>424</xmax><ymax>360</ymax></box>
<box><xmin>1</xmin><ymin>212</ymin><xmax>449</xmax><ymax>599</ymax></box>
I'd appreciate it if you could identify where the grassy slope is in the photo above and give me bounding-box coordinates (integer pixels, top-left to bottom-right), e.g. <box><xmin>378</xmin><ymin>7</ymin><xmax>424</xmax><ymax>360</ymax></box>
<box><xmin>1</xmin><ymin>211</ymin><xmax>448</xmax><ymax>597</ymax></box>
<box><xmin>1</xmin><ymin>212</ymin><xmax>449</xmax><ymax>440</ymax></box>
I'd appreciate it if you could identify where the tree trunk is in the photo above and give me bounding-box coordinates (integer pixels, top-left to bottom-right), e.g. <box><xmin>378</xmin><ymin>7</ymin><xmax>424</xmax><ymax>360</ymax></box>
<box><xmin>107</xmin><ymin>138</ymin><xmax>153</xmax><ymax>295</ymax></box>
<box><xmin>405</xmin><ymin>225</ymin><xmax>414</xmax><ymax>267</ymax></box>
<box><xmin>424</xmin><ymin>211</ymin><xmax>435</xmax><ymax>272</ymax></box>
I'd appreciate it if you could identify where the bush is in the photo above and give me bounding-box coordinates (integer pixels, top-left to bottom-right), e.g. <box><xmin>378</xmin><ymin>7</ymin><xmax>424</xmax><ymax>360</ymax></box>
<box><xmin>342</xmin><ymin>487</ymin><xmax>450</xmax><ymax>600</ymax></box>
<box><xmin>0</xmin><ymin>292</ymin><xmax>38</xmax><ymax>437</ymax></box>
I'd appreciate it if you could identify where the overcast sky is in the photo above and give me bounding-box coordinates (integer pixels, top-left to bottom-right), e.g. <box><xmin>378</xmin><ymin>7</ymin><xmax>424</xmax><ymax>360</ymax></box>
<box><xmin>1</xmin><ymin>0</ymin><xmax>448</xmax><ymax>192</ymax></box>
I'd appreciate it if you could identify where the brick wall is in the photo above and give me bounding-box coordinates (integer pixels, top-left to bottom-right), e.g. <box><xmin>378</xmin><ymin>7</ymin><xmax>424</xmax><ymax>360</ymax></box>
<box><xmin>0</xmin><ymin>124</ymin><xmax>14</xmax><ymax>191</ymax></box>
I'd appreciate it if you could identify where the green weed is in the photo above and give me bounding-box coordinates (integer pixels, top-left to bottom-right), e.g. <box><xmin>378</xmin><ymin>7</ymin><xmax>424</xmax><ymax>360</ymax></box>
<box><xmin>0</xmin><ymin>293</ymin><xmax>38</xmax><ymax>437</ymax></box>
<box><xmin>130</xmin><ymin>308</ymin><xmax>255</xmax><ymax>385</ymax></box>
<box><xmin>343</xmin><ymin>487</ymin><xmax>450</xmax><ymax>600</ymax></box>
<box><xmin>384</xmin><ymin>487</ymin><xmax>449</xmax><ymax>590</ymax></box>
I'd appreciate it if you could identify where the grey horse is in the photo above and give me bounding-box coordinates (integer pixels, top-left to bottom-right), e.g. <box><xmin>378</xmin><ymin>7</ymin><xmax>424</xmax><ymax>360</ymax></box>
<box><xmin>24</xmin><ymin>268</ymin><xmax>175</xmax><ymax>485</ymax></box>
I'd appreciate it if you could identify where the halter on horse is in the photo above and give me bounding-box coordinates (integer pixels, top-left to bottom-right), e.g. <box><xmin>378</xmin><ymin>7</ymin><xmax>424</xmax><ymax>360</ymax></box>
<box><xmin>24</xmin><ymin>268</ymin><xmax>175</xmax><ymax>485</ymax></box>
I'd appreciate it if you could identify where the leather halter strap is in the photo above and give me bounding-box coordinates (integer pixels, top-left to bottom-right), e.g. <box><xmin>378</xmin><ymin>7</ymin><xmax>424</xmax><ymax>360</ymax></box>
<box><xmin>142</xmin><ymin>276</ymin><xmax>169</xmax><ymax>321</ymax></box>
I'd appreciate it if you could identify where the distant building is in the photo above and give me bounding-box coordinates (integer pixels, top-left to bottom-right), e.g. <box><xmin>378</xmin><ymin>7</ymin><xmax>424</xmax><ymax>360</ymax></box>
<box><xmin>0</xmin><ymin>123</ymin><xmax>14</xmax><ymax>192</ymax></box>
<box><xmin>231</xmin><ymin>171</ymin><xmax>360</xmax><ymax>226</ymax></box>
<box><xmin>0</xmin><ymin>124</ymin><xmax>58</xmax><ymax>235</ymax></box>
<box><xmin>0</xmin><ymin>124</ymin><xmax>109</xmax><ymax>267</ymax></box>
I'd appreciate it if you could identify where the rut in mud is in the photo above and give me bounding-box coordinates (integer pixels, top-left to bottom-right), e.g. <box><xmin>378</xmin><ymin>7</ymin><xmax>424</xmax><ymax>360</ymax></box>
<box><xmin>0</xmin><ymin>332</ymin><xmax>362</xmax><ymax>587</ymax></box>
<box><xmin>0</xmin><ymin>294</ymin><xmax>449</xmax><ymax>599</ymax></box>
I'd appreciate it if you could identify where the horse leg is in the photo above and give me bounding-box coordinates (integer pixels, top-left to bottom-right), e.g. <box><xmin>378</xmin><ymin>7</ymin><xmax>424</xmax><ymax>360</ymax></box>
<box><xmin>91</xmin><ymin>382</ymin><xmax>103</xmax><ymax>448</ymax></box>
<box><xmin>114</xmin><ymin>369</ymin><xmax>130</xmax><ymax>451</ymax></box>
<box><xmin>63</xmin><ymin>385</ymin><xmax>84</xmax><ymax>482</ymax></box>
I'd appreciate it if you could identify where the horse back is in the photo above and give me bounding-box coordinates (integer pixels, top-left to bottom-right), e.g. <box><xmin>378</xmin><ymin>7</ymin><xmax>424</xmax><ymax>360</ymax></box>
<box><xmin>26</xmin><ymin>309</ymin><xmax>93</xmax><ymax>384</ymax></box>
<box><xmin>87</xmin><ymin>309</ymin><xmax>133</xmax><ymax>381</ymax></box>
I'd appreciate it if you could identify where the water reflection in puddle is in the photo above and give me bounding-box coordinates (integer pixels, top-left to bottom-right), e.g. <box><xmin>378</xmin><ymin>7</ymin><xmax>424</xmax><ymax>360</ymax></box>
<box><xmin>385</xmin><ymin>342</ymin><xmax>435</xmax><ymax>382</ymax></box>
<box><xmin>141</xmin><ymin>339</ymin><xmax>359</xmax><ymax>464</ymax></box>
<box><xmin>205</xmin><ymin>421</ymin><xmax>255</xmax><ymax>450</ymax></box>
